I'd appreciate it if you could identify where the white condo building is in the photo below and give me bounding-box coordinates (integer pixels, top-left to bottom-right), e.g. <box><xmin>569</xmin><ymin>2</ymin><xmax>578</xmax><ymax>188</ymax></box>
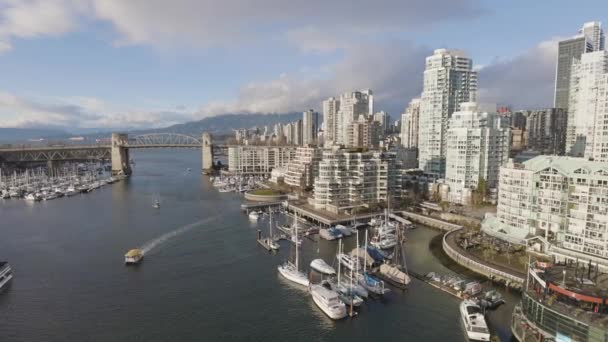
<box><xmin>418</xmin><ymin>49</ymin><xmax>477</xmax><ymax>178</ymax></box>
<box><xmin>322</xmin><ymin>97</ymin><xmax>340</xmax><ymax>146</ymax></box>
<box><xmin>566</xmin><ymin>50</ymin><xmax>608</xmax><ymax>160</ymax></box>
<box><xmin>400</xmin><ymin>98</ymin><xmax>420</xmax><ymax>149</ymax></box>
<box><xmin>228</xmin><ymin>146</ymin><xmax>296</xmax><ymax>175</ymax></box>
<box><xmin>284</xmin><ymin>147</ymin><xmax>322</xmax><ymax>189</ymax></box>
<box><xmin>312</xmin><ymin>148</ymin><xmax>396</xmax><ymax>214</ymax></box>
<box><xmin>444</xmin><ymin>103</ymin><xmax>510</xmax><ymax>204</ymax></box>
<box><xmin>482</xmin><ymin>156</ymin><xmax>608</xmax><ymax>268</ymax></box>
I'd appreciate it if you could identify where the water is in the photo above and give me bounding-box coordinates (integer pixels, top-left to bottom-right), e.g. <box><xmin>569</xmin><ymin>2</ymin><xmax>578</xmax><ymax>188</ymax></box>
<box><xmin>0</xmin><ymin>149</ymin><xmax>516</xmax><ymax>341</ymax></box>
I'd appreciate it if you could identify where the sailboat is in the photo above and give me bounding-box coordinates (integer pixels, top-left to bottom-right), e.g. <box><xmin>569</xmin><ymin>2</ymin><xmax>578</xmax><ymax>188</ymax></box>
<box><xmin>263</xmin><ymin>210</ymin><xmax>280</xmax><ymax>250</ymax></box>
<box><xmin>377</xmin><ymin>201</ymin><xmax>411</xmax><ymax>289</ymax></box>
<box><xmin>153</xmin><ymin>199</ymin><xmax>160</xmax><ymax>209</ymax></box>
<box><xmin>329</xmin><ymin>239</ymin><xmax>364</xmax><ymax>306</ymax></box>
<box><xmin>277</xmin><ymin>212</ymin><xmax>309</xmax><ymax>287</ymax></box>
<box><xmin>357</xmin><ymin>230</ymin><xmax>389</xmax><ymax>295</ymax></box>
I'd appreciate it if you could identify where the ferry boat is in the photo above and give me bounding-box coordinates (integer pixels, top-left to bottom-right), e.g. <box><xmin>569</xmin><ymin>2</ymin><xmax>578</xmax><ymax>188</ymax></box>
<box><xmin>0</xmin><ymin>261</ymin><xmax>13</xmax><ymax>292</ymax></box>
<box><xmin>124</xmin><ymin>249</ymin><xmax>144</xmax><ymax>265</ymax></box>
<box><xmin>460</xmin><ymin>300</ymin><xmax>490</xmax><ymax>341</ymax></box>
<box><xmin>309</xmin><ymin>283</ymin><xmax>347</xmax><ymax>320</ymax></box>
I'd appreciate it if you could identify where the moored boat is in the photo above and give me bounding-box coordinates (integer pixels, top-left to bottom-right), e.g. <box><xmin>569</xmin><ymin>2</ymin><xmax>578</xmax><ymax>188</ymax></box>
<box><xmin>309</xmin><ymin>283</ymin><xmax>347</xmax><ymax>319</ymax></box>
<box><xmin>310</xmin><ymin>258</ymin><xmax>336</xmax><ymax>275</ymax></box>
<box><xmin>460</xmin><ymin>300</ymin><xmax>490</xmax><ymax>341</ymax></box>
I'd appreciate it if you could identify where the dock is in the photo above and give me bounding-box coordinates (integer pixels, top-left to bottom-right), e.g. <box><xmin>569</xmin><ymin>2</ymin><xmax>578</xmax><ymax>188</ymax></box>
<box><xmin>241</xmin><ymin>201</ymin><xmax>284</xmax><ymax>212</ymax></box>
<box><xmin>256</xmin><ymin>230</ymin><xmax>277</xmax><ymax>252</ymax></box>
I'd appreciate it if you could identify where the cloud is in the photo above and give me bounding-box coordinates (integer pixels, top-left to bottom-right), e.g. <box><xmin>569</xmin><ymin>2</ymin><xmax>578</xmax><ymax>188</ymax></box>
<box><xmin>0</xmin><ymin>0</ymin><xmax>483</xmax><ymax>52</ymax></box>
<box><xmin>0</xmin><ymin>92</ymin><xmax>191</xmax><ymax>130</ymax></box>
<box><xmin>196</xmin><ymin>40</ymin><xmax>431</xmax><ymax>117</ymax></box>
<box><xmin>477</xmin><ymin>39</ymin><xmax>559</xmax><ymax>109</ymax></box>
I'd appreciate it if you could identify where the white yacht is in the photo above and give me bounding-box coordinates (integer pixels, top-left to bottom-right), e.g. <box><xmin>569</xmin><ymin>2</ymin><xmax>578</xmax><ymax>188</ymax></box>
<box><xmin>0</xmin><ymin>261</ymin><xmax>13</xmax><ymax>292</ymax></box>
<box><xmin>309</xmin><ymin>283</ymin><xmax>347</xmax><ymax>320</ymax></box>
<box><xmin>278</xmin><ymin>261</ymin><xmax>309</xmax><ymax>287</ymax></box>
<box><xmin>460</xmin><ymin>300</ymin><xmax>491</xmax><ymax>341</ymax></box>
<box><xmin>310</xmin><ymin>259</ymin><xmax>336</xmax><ymax>275</ymax></box>
<box><xmin>248</xmin><ymin>211</ymin><xmax>261</xmax><ymax>220</ymax></box>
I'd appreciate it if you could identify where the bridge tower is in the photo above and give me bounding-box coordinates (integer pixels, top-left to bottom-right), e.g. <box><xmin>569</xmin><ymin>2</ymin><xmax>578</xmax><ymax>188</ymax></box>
<box><xmin>201</xmin><ymin>133</ymin><xmax>214</xmax><ymax>174</ymax></box>
<box><xmin>111</xmin><ymin>133</ymin><xmax>132</xmax><ymax>176</ymax></box>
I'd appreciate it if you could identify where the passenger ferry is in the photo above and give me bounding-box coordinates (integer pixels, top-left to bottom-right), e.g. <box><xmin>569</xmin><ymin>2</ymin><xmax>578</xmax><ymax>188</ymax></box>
<box><xmin>460</xmin><ymin>299</ymin><xmax>490</xmax><ymax>341</ymax></box>
<box><xmin>0</xmin><ymin>261</ymin><xmax>13</xmax><ymax>292</ymax></box>
<box><xmin>124</xmin><ymin>249</ymin><xmax>144</xmax><ymax>265</ymax></box>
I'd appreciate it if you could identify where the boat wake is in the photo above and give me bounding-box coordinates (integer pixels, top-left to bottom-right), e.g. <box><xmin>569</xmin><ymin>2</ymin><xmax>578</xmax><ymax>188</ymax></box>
<box><xmin>140</xmin><ymin>217</ymin><xmax>214</xmax><ymax>255</ymax></box>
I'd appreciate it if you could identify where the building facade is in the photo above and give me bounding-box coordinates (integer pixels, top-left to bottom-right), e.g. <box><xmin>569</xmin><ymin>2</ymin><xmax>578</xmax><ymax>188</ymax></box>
<box><xmin>444</xmin><ymin>103</ymin><xmax>510</xmax><ymax>204</ymax></box>
<box><xmin>284</xmin><ymin>147</ymin><xmax>322</xmax><ymax>189</ymax></box>
<box><xmin>335</xmin><ymin>90</ymin><xmax>373</xmax><ymax>146</ymax></box>
<box><xmin>322</xmin><ymin>97</ymin><xmax>340</xmax><ymax>146</ymax></box>
<box><xmin>228</xmin><ymin>146</ymin><xmax>296</xmax><ymax>175</ymax></box>
<box><xmin>373</xmin><ymin>111</ymin><xmax>390</xmax><ymax>136</ymax></box>
<box><xmin>566</xmin><ymin>50</ymin><xmax>608</xmax><ymax>160</ymax></box>
<box><xmin>400</xmin><ymin>98</ymin><xmax>420</xmax><ymax>149</ymax></box>
<box><xmin>302</xmin><ymin>109</ymin><xmax>319</xmax><ymax>146</ymax></box>
<box><xmin>312</xmin><ymin>148</ymin><xmax>397</xmax><ymax>214</ymax></box>
<box><xmin>346</xmin><ymin>115</ymin><xmax>380</xmax><ymax>148</ymax></box>
<box><xmin>555</xmin><ymin>21</ymin><xmax>604</xmax><ymax>109</ymax></box>
<box><xmin>482</xmin><ymin>156</ymin><xmax>608</xmax><ymax>268</ymax></box>
<box><xmin>525</xmin><ymin>108</ymin><xmax>568</xmax><ymax>155</ymax></box>
<box><xmin>418</xmin><ymin>49</ymin><xmax>477</xmax><ymax>178</ymax></box>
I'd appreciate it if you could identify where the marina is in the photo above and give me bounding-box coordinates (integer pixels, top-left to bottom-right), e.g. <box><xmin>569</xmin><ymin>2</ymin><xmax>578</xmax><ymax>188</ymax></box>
<box><xmin>0</xmin><ymin>149</ymin><xmax>517</xmax><ymax>341</ymax></box>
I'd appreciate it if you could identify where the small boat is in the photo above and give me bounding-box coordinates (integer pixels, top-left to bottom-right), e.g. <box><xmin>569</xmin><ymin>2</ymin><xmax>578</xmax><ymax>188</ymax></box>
<box><xmin>24</xmin><ymin>193</ymin><xmax>40</xmax><ymax>201</ymax></box>
<box><xmin>479</xmin><ymin>290</ymin><xmax>505</xmax><ymax>310</ymax></box>
<box><xmin>277</xmin><ymin>261</ymin><xmax>309</xmax><ymax>287</ymax></box>
<box><xmin>378</xmin><ymin>264</ymin><xmax>411</xmax><ymax>287</ymax></box>
<box><xmin>124</xmin><ymin>249</ymin><xmax>144</xmax><ymax>265</ymax></box>
<box><xmin>335</xmin><ymin>224</ymin><xmax>352</xmax><ymax>237</ymax></box>
<box><xmin>358</xmin><ymin>272</ymin><xmax>390</xmax><ymax>295</ymax></box>
<box><xmin>460</xmin><ymin>300</ymin><xmax>490</xmax><ymax>341</ymax></box>
<box><xmin>309</xmin><ymin>283</ymin><xmax>347</xmax><ymax>319</ymax></box>
<box><xmin>248</xmin><ymin>211</ymin><xmax>261</xmax><ymax>220</ymax></box>
<box><xmin>319</xmin><ymin>227</ymin><xmax>343</xmax><ymax>241</ymax></box>
<box><xmin>0</xmin><ymin>261</ymin><xmax>13</xmax><ymax>292</ymax></box>
<box><xmin>65</xmin><ymin>186</ymin><xmax>78</xmax><ymax>197</ymax></box>
<box><xmin>153</xmin><ymin>200</ymin><xmax>160</xmax><ymax>209</ymax></box>
<box><xmin>1</xmin><ymin>191</ymin><xmax>10</xmax><ymax>199</ymax></box>
<box><xmin>310</xmin><ymin>259</ymin><xmax>336</xmax><ymax>275</ymax></box>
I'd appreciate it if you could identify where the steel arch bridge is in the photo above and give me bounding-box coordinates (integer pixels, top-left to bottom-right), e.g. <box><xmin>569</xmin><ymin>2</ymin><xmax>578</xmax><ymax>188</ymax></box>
<box><xmin>126</xmin><ymin>133</ymin><xmax>202</xmax><ymax>148</ymax></box>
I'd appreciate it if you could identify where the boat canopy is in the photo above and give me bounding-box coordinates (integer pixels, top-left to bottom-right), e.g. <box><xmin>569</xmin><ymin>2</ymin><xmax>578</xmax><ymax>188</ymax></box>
<box><xmin>125</xmin><ymin>249</ymin><xmax>142</xmax><ymax>257</ymax></box>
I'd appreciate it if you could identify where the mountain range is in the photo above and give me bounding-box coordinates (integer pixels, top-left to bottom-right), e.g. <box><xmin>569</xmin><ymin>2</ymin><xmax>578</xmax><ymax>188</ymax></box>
<box><xmin>0</xmin><ymin>112</ymin><xmax>305</xmax><ymax>142</ymax></box>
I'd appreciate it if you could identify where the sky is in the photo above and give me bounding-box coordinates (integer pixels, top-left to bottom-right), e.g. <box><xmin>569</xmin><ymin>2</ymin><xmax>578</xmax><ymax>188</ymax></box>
<box><xmin>0</xmin><ymin>0</ymin><xmax>606</xmax><ymax>131</ymax></box>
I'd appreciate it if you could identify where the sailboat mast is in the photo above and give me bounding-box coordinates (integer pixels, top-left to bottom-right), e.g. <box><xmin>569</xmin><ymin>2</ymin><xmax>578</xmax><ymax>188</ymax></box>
<box><xmin>295</xmin><ymin>212</ymin><xmax>299</xmax><ymax>271</ymax></box>
<box><xmin>337</xmin><ymin>238</ymin><xmax>342</xmax><ymax>286</ymax></box>
<box><xmin>364</xmin><ymin>230</ymin><xmax>368</xmax><ymax>273</ymax></box>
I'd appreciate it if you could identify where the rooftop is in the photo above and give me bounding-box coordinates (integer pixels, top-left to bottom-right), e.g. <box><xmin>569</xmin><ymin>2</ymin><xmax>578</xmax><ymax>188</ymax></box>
<box><xmin>518</xmin><ymin>155</ymin><xmax>608</xmax><ymax>175</ymax></box>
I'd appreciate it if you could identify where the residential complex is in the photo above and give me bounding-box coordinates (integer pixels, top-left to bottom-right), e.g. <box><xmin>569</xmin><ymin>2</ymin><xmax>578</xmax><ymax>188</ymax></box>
<box><xmin>346</xmin><ymin>115</ymin><xmax>380</xmax><ymax>148</ymax></box>
<box><xmin>444</xmin><ymin>103</ymin><xmax>510</xmax><ymax>204</ymax></box>
<box><xmin>525</xmin><ymin>108</ymin><xmax>567</xmax><ymax>155</ymax></box>
<box><xmin>400</xmin><ymin>98</ymin><xmax>420</xmax><ymax>149</ymax></box>
<box><xmin>228</xmin><ymin>146</ymin><xmax>296</xmax><ymax>175</ymax></box>
<box><xmin>311</xmin><ymin>148</ymin><xmax>397</xmax><ymax>214</ymax></box>
<box><xmin>555</xmin><ymin>21</ymin><xmax>604</xmax><ymax>109</ymax></box>
<box><xmin>482</xmin><ymin>156</ymin><xmax>608</xmax><ymax>269</ymax></box>
<box><xmin>566</xmin><ymin>50</ymin><xmax>608</xmax><ymax>160</ymax></box>
<box><xmin>418</xmin><ymin>49</ymin><xmax>477</xmax><ymax>178</ymax></box>
<box><xmin>322</xmin><ymin>96</ymin><xmax>340</xmax><ymax>146</ymax></box>
<box><xmin>284</xmin><ymin>147</ymin><xmax>322</xmax><ymax>189</ymax></box>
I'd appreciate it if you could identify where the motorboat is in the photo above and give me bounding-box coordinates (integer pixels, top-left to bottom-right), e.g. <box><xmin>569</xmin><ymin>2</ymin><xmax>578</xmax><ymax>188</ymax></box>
<box><xmin>334</xmin><ymin>225</ymin><xmax>352</xmax><ymax>237</ymax></box>
<box><xmin>310</xmin><ymin>259</ymin><xmax>336</xmax><ymax>275</ymax></box>
<box><xmin>0</xmin><ymin>261</ymin><xmax>13</xmax><ymax>292</ymax></box>
<box><xmin>319</xmin><ymin>227</ymin><xmax>343</xmax><ymax>241</ymax></box>
<box><xmin>124</xmin><ymin>249</ymin><xmax>144</xmax><ymax>265</ymax></box>
<box><xmin>153</xmin><ymin>200</ymin><xmax>160</xmax><ymax>209</ymax></box>
<box><xmin>309</xmin><ymin>283</ymin><xmax>347</xmax><ymax>319</ymax></box>
<box><xmin>479</xmin><ymin>290</ymin><xmax>505</xmax><ymax>310</ymax></box>
<box><xmin>372</xmin><ymin>236</ymin><xmax>398</xmax><ymax>249</ymax></box>
<box><xmin>378</xmin><ymin>264</ymin><xmax>411</xmax><ymax>287</ymax></box>
<box><xmin>460</xmin><ymin>300</ymin><xmax>490</xmax><ymax>341</ymax></box>
<box><xmin>277</xmin><ymin>261</ymin><xmax>309</xmax><ymax>287</ymax></box>
<box><xmin>248</xmin><ymin>211</ymin><xmax>261</xmax><ymax>220</ymax></box>
<box><xmin>24</xmin><ymin>193</ymin><xmax>41</xmax><ymax>201</ymax></box>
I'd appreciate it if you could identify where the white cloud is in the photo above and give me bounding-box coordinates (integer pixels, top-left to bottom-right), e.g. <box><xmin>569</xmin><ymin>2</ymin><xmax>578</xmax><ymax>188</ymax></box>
<box><xmin>0</xmin><ymin>91</ymin><xmax>191</xmax><ymax>130</ymax></box>
<box><xmin>477</xmin><ymin>38</ymin><xmax>560</xmax><ymax>109</ymax></box>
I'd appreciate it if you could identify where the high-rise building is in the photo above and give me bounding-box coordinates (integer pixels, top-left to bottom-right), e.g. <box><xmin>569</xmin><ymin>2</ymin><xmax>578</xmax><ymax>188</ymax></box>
<box><xmin>312</xmin><ymin>148</ymin><xmax>397</xmax><ymax>214</ymax></box>
<box><xmin>482</xmin><ymin>156</ymin><xmax>608</xmax><ymax>269</ymax></box>
<box><xmin>554</xmin><ymin>21</ymin><xmax>605</xmax><ymax>109</ymax></box>
<box><xmin>302</xmin><ymin>109</ymin><xmax>319</xmax><ymax>146</ymax></box>
<box><xmin>228</xmin><ymin>146</ymin><xmax>296</xmax><ymax>175</ymax></box>
<box><xmin>525</xmin><ymin>108</ymin><xmax>568</xmax><ymax>155</ymax></box>
<box><xmin>294</xmin><ymin>119</ymin><xmax>303</xmax><ymax>146</ymax></box>
<box><xmin>373</xmin><ymin>111</ymin><xmax>390</xmax><ymax>135</ymax></box>
<box><xmin>566</xmin><ymin>50</ymin><xmax>608</xmax><ymax>159</ymax></box>
<box><xmin>322</xmin><ymin>97</ymin><xmax>340</xmax><ymax>146</ymax></box>
<box><xmin>418</xmin><ymin>49</ymin><xmax>477</xmax><ymax>178</ymax></box>
<box><xmin>346</xmin><ymin>115</ymin><xmax>380</xmax><ymax>148</ymax></box>
<box><xmin>335</xmin><ymin>90</ymin><xmax>373</xmax><ymax>146</ymax></box>
<box><xmin>400</xmin><ymin>98</ymin><xmax>420</xmax><ymax>148</ymax></box>
<box><xmin>444</xmin><ymin>103</ymin><xmax>510</xmax><ymax>204</ymax></box>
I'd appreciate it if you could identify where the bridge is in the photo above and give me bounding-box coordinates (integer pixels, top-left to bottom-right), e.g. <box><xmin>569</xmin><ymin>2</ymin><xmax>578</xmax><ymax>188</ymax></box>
<box><xmin>0</xmin><ymin>132</ymin><xmax>219</xmax><ymax>175</ymax></box>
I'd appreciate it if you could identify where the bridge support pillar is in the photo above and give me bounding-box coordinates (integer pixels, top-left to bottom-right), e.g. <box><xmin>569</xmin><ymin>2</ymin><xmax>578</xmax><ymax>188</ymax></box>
<box><xmin>202</xmin><ymin>133</ymin><xmax>214</xmax><ymax>174</ymax></box>
<box><xmin>111</xmin><ymin>133</ymin><xmax>132</xmax><ymax>176</ymax></box>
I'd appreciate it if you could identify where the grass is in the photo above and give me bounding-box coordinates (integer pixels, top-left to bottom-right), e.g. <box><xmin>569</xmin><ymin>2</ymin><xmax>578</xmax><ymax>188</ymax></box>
<box><xmin>249</xmin><ymin>188</ymin><xmax>282</xmax><ymax>196</ymax></box>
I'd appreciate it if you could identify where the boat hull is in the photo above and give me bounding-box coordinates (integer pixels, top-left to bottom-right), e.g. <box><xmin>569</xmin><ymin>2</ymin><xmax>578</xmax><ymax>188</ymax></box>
<box><xmin>277</xmin><ymin>264</ymin><xmax>309</xmax><ymax>287</ymax></box>
<box><xmin>310</xmin><ymin>286</ymin><xmax>347</xmax><ymax>319</ymax></box>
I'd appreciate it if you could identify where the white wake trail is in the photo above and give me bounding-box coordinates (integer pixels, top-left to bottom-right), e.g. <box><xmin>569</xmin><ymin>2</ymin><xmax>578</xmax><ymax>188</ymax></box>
<box><xmin>140</xmin><ymin>217</ymin><xmax>214</xmax><ymax>254</ymax></box>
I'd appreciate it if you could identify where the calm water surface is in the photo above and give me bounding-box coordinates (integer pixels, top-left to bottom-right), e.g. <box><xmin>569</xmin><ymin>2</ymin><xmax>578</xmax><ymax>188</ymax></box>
<box><xmin>0</xmin><ymin>149</ymin><xmax>516</xmax><ymax>341</ymax></box>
